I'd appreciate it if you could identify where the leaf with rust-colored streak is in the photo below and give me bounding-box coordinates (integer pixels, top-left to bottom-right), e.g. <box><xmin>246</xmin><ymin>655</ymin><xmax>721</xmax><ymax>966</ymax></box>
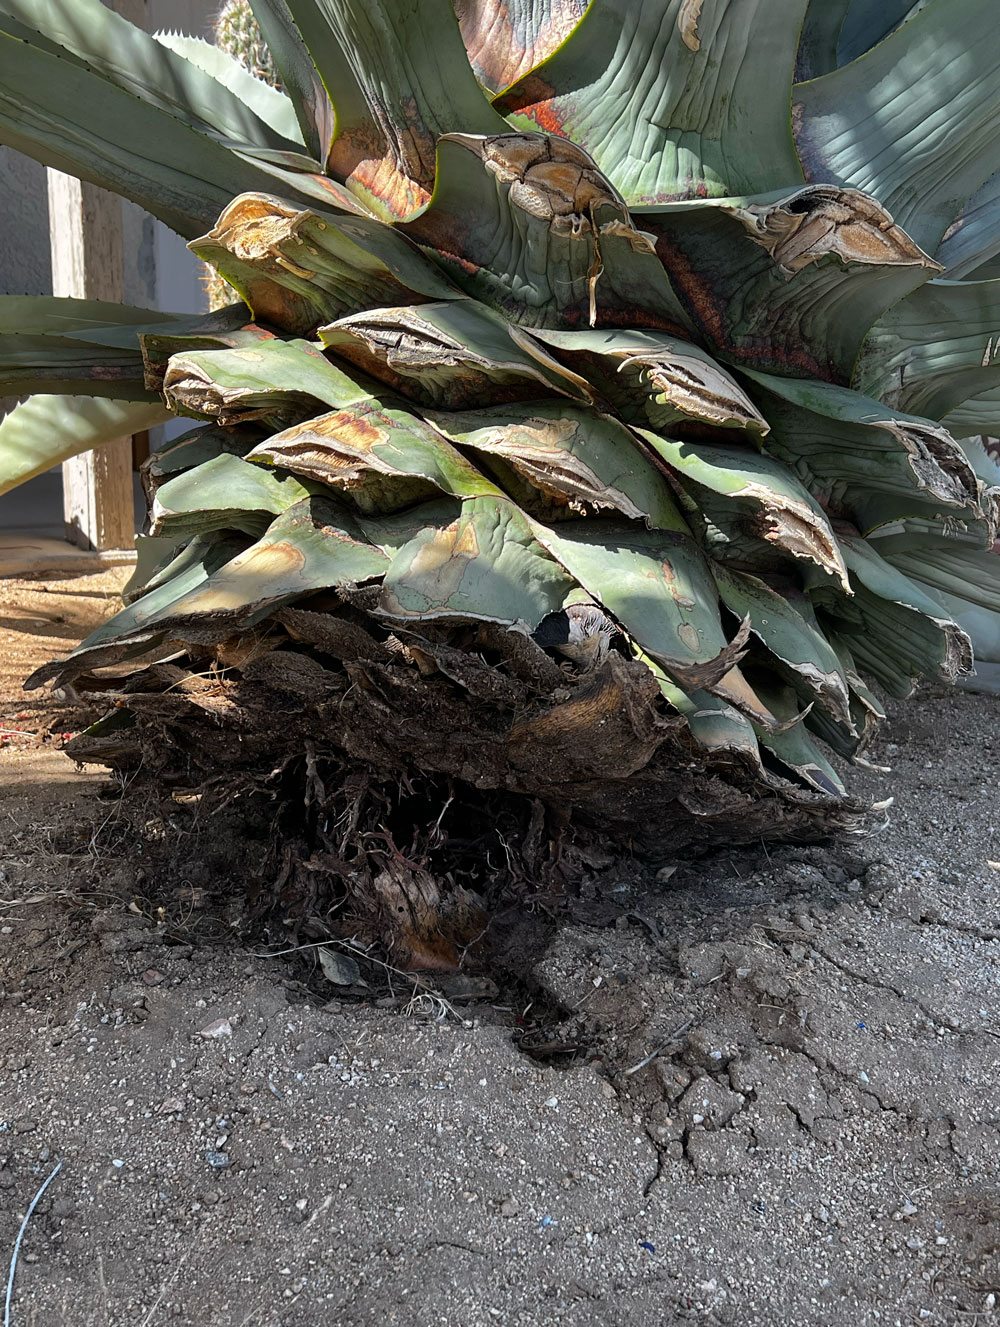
<box><xmin>284</xmin><ymin>0</ymin><xmax>508</xmax><ymax>220</ymax></box>
<box><xmin>495</xmin><ymin>0</ymin><xmax>807</xmax><ymax>205</ymax></box>
<box><xmin>401</xmin><ymin>134</ymin><xmax>691</xmax><ymax>333</ymax></box>
<box><xmin>247</xmin><ymin>399</ymin><xmax>501</xmax><ymax>512</ymax></box>
<box><xmin>640</xmin><ymin>187</ymin><xmax>937</xmax><ymax>383</ymax></box>
<box><xmin>456</xmin><ymin>0</ymin><xmax>588</xmax><ymax>94</ymax></box>
<box><xmin>378</xmin><ymin>496</ymin><xmax>581</xmax><ymax>626</ymax></box>
<box><xmin>25</xmin><ymin>497</ymin><xmax>391</xmax><ymax>690</ymax></box>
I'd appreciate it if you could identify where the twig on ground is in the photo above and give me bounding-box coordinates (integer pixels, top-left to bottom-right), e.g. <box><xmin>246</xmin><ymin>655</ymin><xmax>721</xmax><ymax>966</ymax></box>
<box><xmin>4</xmin><ymin>1159</ymin><xmax>63</xmax><ymax>1327</ymax></box>
<box><xmin>624</xmin><ymin>1020</ymin><xmax>694</xmax><ymax>1076</ymax></box>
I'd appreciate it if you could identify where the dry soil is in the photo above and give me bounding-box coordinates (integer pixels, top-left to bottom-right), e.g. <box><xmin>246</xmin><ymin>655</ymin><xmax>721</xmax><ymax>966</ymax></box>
<box><xmin>1</xmin><ymin>569</ymin><xmax>999</xmax><ymax>1326</ymax></box>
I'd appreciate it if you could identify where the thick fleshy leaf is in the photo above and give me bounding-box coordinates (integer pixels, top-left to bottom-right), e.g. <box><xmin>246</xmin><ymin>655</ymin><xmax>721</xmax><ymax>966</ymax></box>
<box><xmin>456</xmin><ymin>0</ymin><xmax>588</xmax><ymax>94</ymax></box>
<box><xmin>24</xmin><ymin>533</ymin><xmax>249</xmax><ymax>688</ymax></box>
<box><xmin>0</xmin><ymin>0</ymin><xmax>301</xmax><ymax>151</ymax></box>
<box><xmin>27</xmin><ymin>496</ymin><xmax>391</xmax><ymax>688</ymax></box>
<box><xmin>0</xmin><ymin>394</ymin><xmax>170</xmax><ymax>498</ymax></box>
<box><xmin>0</xmin><ymin>21</ymin><xmax>315</xmax><ymax>239</ymax></box>
<box><xmin>751</xmin><ymin>681</ymin><xmax>845</xmax><ymax>796</ymax></box>
<box><xmin>530</xmin><ymin>328</ymin><xmax>767</xmax><ymax>436</ymax></box>
<box><xmin>246</xmin><ymin>401</ymin><xmax>502</xmax><ymax>511</ymax></box>
<box><xmin>872</xmin><ymin>534</ymin><xmax>1000</xmax><ymax>616</ymax></box>
<box><xmin>190</xmin><ymin>193</ymin><xmax>460</xmax><ymax>336</ymax></box>
<box><xmin>425</xmin><ymin>401</ymin><xmax>682</xmax><ymax>527</ymax></box>
<box><xmin>318</xmin><ymin>300</ymin><xmax>592</xmax><ymax>408</ymax></box>
<box><xmin>0</xmin><ymin>334</ymin><xmax>147</xmax><ymax>398</ymax></box>
<box><xmin>641</xmin><ymin>651</ymin><xmax>763</xmax><ymax>763</ymax></box>
<box><xmin>634</xmin><ymin>430</ymin><xmax>849</xmax><ymax>588</ymax></box>
<box><xmin>934</xmin><ymin>172</ymin><xmax>1000</xmax><ymax>280</ymax></box>
<box><xmin>744</xmin><ymin>371</ymin><xmax>988</xmax><ymax>537</ymax></box>
<box><xmin>284</xmin><ymin>0</ymin><xmax>507</xmax><ymax>218</ymax></box>
<box><xmin>161</xmin><ymin>339</ymin><xmax>371</xmax><ymax>424</ymax></box>
<box><xmin>640</xmin><ymin>187</ymin><xmax>938</xmax><ymax>381</ymax></box>
<box><xmin>794</xmin><ymin>0</ymin><xmax>1000</xmax><ymax>254</ymax></box>
<box><xmin>0</xmin><ymin>297</ymin><xmax>184</xmax><ymax>340</ymax></box>
<box><xmin>401</xmin><ymin>134</ymin><xmax>691</xmax><ymax>332</ymax></box>
<box><xmin>152</xmin><ymin>30</ymin><xmax>303</xmax><ymax>147</ymax></box>
<box><xmin>815</xmin><ymin>535</ymin><xmax>973</xmax><ymax>696</ymax></box>
<box><xmin>139</xmin><ymin>320</ymin><xmax>277</xmax><ymax>394</ymax></box>
<box><xmin>711</xmin><ymin>564</ymin><xmax>852</xmax><ymax>725</ymax></box>
<box><xmin>855</xmin><ymin>278</ymin><xmax>1000</xmax><ymax>424</ymax></box>
<box><xmin>531</xmin><ymin>517</ymin><xmax>761</xmax><ymax>706</ymax></box>
<box><xmin>496</xmin><ymin>0</ymin><xmax>808</xmax><ymax>204</ymax></box>
<box><xmin>150</xmin><ymin>452</ymin><xmax>317</xmax><ymax>537</ymax></box>
<box><xmin>378</xmin><ymin>496</ymin><xmax>579</xmax><ymax>625</ymax></box>
<box><xmin>246</xmin><ymin>0</ymin><xmax>335</xmax><ymax>162</ymax></box>
<box><xmin>836</xmin><ymin>0</ymin><xmax>922</xmax><ymax>64</ymax></box>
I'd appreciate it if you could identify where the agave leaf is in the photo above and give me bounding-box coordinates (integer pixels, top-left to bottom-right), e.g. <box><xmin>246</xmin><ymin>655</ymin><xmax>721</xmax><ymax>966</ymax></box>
<box><xmin>495</xmin><ymin>0</ymin><xmax>807</xmax><ymax>204</ymax></box>
<box><xmin>246</xmin><ymin>0</ymin><xmax>335</xmax><ymax>162</ymax></box>
<box><xmin>139</xmin><ymin>320</ymin><xmax>278</xmax><ymax>394</ymax></box>
<box><xmin>143</xmin><ymin>425</ymin><xmax>262</xmax><ymax>491</ymax></box>
<box><xmin>836</xmin><ymin>0</ymin><xmax>923</xmax><ymax>64</ymax></box>
<box><xmin>822</xmin><ymin>535</ymin><xmax>974</xmax><ymax>696</ymax></box>
<box><xmin>425</xmin><ymin>401</ymin><xmax>682</xmax><ymax>527</ymax></box>
<box><xmin>122</xmin><ymin>532</ymin><xmax>201</xmax><ymax>605</ymax></box>
<box><xmin>0</xmin><ymin>296</ymin><xmax>185</xmax><ymax>340</ymax></box>
<box><xmin>933</xmin><ymin>172</ymin><xmax>1000</xmax><ymax>280</ymax></box>
<box><xmin>317</xmin><ymin>300</ymin><xmax>592</xmax><ymax>409</ymax></box>
<box><xmin>0</xmin><ymin>0</ymin><xmax>302</xmax><ymax>151</ymax></box>
<box><xmin>456</xmin><ymin>0</ymin><xmax>588</xmax><ymax>94</ymax></box>
<box><xmin>531</xmin><ymin>517</ymin><xmax>763</xmax><ymax>708</ymax></box>
<box><xmin>640</xmin><ymin>650</ymin><xmax>764</xmax><ymax>763</ymax></box>
<box><xmin>530</xmin><ymin>328</ymin><xmax>768</xmax><ymax>436</ymax></box>
<box><xmin>152</xmin><ymin>30</ymin><xmax>303</xmax><ymax>148</ymax></box>
<box><xmin>401</xmin><ymin>134</ymin><xmax>691</xmax><ymax>332</ymax></box>
<box><xmin>794</xmin><ymin>1</ymin><xmax>851</xmax><ymax>80</ymax></box>
<box><xmin>0</xmin><ymin>334</ymin><xmax>147</xmax><ymax>398</ymax></box>
<box><xmin>872</xmin><ymin>538</ymin><xmax>1000</xmax><ymax>615</ymax></box>
<box><xmin>28</xmin><ymin>496</ymin><xmax>392</xmax><ymax>690</ymax></box>
<box><xmin>246</xmin><ymin>401</ymin><xmax>502</xmax><ymax>511</ymax></box>
<box><xmin>0</xmin><ymin>394</ymin><xmax>170</xmax><ymax>498</ymax></box>
<box><xmin>377</xmin><ymin>496</ymin><xmax>580</xmax><ymax>625</ymax></box>
<box><xmin>744</xmin><ymin>370</ymin><xmax>988</xmax><ymax>537</ymax></box>
<box><xmin>0</xmin><ymin>23</ymin><xmax>314</xmax><ymax>238</ymax></box>
<box><xmin>855</xmin><ymin>278</ymin><xmax>1000</xmax><ymax>425</ymax></box>
<box><xmin>710</xmin><ymin>564</ymin><xmax>852</xmax><ymax>725</ymax></box>
<box><xmin>751</xmin><ymin>681</ymin><xmax>846</xmax><ymax>796</ymax></box>
<box><xmin>634</xmin><ymin>429</ymin><xmax>850</xmax><ymax>589</ymax></box>
<box><xmin>190</xmin><ymin>193</ymin><xmax>461</xmax><ymax>336</ymax></box>
<box><xmin>794</xmin><ymin>0</ymin><xmax>1000</xmax><ymax>254</ymax></box>
<box><xmin>283</xmin><ymin>0</ymin><xmax>508</xmax><ymax>219</ymax></box>
<box><xmin>150</xmin><ymin>452</ymin><xmax>318</xmax><ymax>537</ymax></box>
<box><xmin>162</xmin><ymin>339</ymin><xmax>371</xmax><ymax>424</ymax></box>
<box><xmin>640</xmin><ymin>187</ymin><xmax>938</xmax><ymax>381</ymax></box>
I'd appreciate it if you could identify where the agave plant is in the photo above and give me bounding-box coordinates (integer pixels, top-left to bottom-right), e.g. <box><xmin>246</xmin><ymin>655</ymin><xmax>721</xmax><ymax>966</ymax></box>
<box><xmin>2</xmin><ymin>0</ymin><xmax>1000</xmax><ymax>913</ymax></box>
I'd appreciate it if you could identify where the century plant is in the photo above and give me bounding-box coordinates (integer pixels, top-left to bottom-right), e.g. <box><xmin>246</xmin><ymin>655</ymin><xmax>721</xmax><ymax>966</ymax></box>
<box><xmin>1</xmin><ymin>0</ymin><xmax>1000</xmax><ymax>934</ymax></box>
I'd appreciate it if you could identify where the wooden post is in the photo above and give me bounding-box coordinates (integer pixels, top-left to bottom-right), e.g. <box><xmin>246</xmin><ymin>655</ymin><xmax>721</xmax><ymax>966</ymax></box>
<box><xmin>50</xmin><ymin>0</ymin><xmax>147</xmax><ymax>556</ymax></box>
<box><xmin>49</xmin><ymin>171</ymin><xmax>136</xmax><ymax>553</ymax></box>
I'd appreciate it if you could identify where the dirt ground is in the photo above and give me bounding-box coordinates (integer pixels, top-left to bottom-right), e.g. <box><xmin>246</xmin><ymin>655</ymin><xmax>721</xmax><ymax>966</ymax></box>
<box><xmin>1</xmin><ymin>569</ymin><xmax>999</xmax><ymax>1327</ymax></box>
